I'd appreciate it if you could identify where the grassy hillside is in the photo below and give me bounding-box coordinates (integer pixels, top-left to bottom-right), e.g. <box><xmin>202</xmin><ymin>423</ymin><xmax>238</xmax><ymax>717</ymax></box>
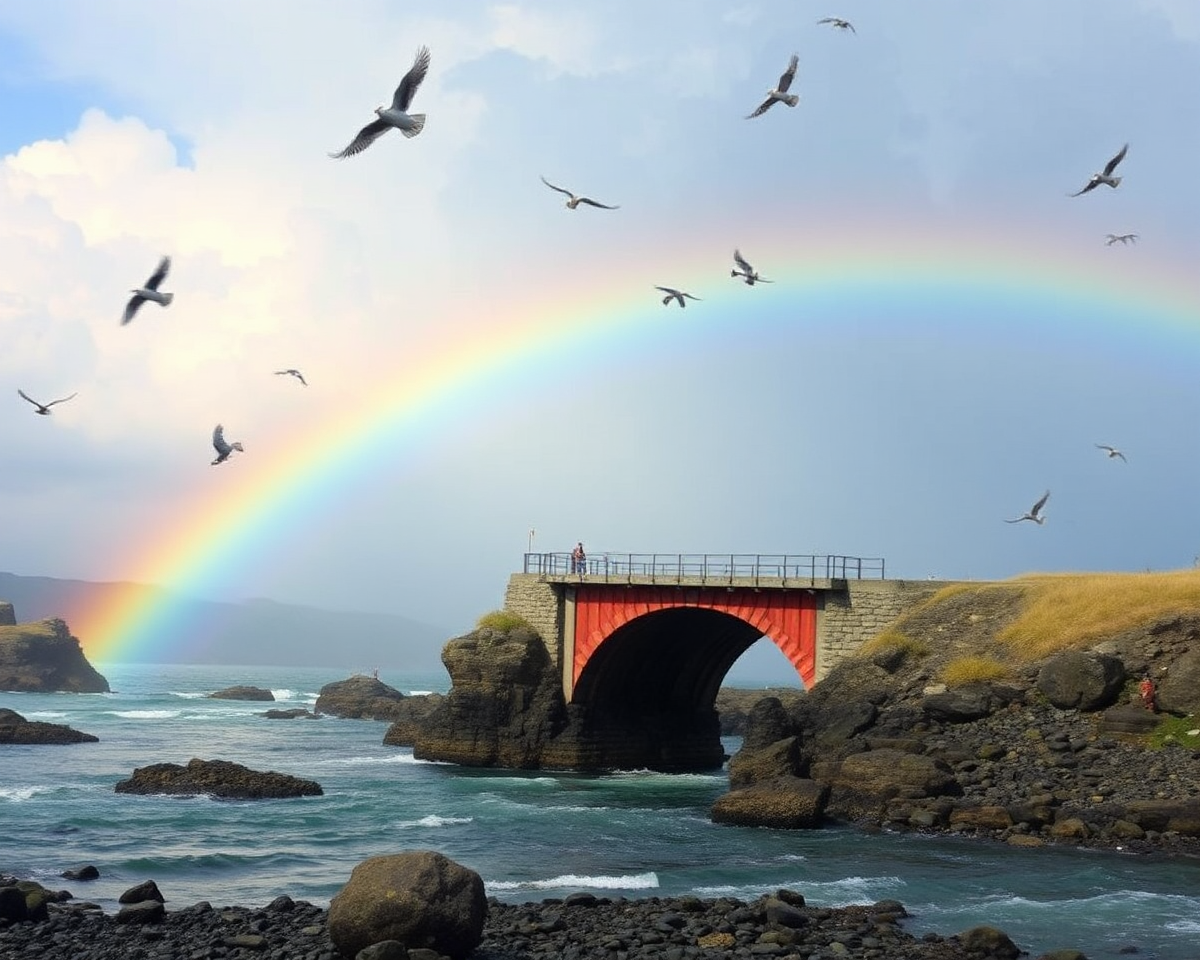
<box><xmin>860</xmin><ymin>569</ymin><xmax>1200</xmax><ymax>685</ymax></box>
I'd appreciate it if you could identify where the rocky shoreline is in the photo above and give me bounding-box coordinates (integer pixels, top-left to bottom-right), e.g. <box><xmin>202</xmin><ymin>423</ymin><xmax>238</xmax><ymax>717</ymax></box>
<box><xmin>0</xmin><ymin>887</ymin><xmax>1090</xmax><ymax>960</ymax></box>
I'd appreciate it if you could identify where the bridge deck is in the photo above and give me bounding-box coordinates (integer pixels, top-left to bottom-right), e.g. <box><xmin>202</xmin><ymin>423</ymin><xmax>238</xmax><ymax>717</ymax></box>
<box><xmin>524</xmin><ymin>552</ymin><xmax>884</xmax><ymax>589</ymax></box>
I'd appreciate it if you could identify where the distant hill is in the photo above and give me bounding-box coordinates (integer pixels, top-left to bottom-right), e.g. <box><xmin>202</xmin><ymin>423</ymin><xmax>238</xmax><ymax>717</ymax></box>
<box><xmin>0</xmin><ymin>572</ymin><xmax>452</xmax><ymax>671</ymax></box>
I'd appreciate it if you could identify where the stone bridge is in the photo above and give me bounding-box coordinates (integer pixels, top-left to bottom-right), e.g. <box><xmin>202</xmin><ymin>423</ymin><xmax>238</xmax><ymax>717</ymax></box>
<box><xmin>413</xmin><ymin>554</ymin><xmax>953</xmax><ymax>772</ymax></box>
<box><xmin>505</xmin><ymin>553</ymin><xmax>943</xmax><ymax>706</ymax></box>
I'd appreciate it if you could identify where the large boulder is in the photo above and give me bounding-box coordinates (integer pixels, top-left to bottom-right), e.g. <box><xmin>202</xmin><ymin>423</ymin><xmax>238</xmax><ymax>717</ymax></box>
<box><xmin>316</xmin><ymin>676</ymin><xmax>408</xmax><ymax>721</ymax></box>
<box><xmin>728</xmin><ymin>736</ymin><xmax>799</xmax><ymax>788</ymax></box>
<box><xmin>710</xmin><ymin>777</ymin><xmax>828</xmax><ymax>828</ymax></box>
<box><xmin>114</xmin><ymin>758</ymin><xmax>323</xmax><ymax>799</ymax></box>
<box><xmin>208</xmin><ymin>685</ymin><xmax>274</xmax><ymax>701</ymax></box>
<box><xmin>0</xmin><ymin>602</ymin><xmax>15</xmax><ymax>626</ymax></box>
<box><xmin>0</xmin><ymin>708</ymin><xmax>98</xmax><ymax>744</ymax></box>
<box><xmin>811</xmin><ymin>748</ymin><xmax>961</xmax><ymax>819</ymax></box>
<box><xmin>0</xmin><ymin>618</ymin><xmax>109</xmax><ymax>693</ymax></box>
<box><xmin>1156</xmin><ymin>650</ymin><xmax>1200</xmax><ymax>716</ymax></box>
<box><xmin>1036</xmin><ymin>651</ymin><xmax>1125</xmax><ymax>710</ymax></box>
<box><xmin>715</xmin><ymin>688</ymin><xmax>804</xmax><ymax>736</ymax></box>
<box><xmin>328</xmin><ymin>852</ymin><xmax>486</xmax><ymax>960</ymax></box>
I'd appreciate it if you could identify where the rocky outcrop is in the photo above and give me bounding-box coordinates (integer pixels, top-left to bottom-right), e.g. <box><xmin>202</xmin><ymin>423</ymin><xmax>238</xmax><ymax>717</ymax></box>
<box><xmin>315</xmin><ymin>676</ymin><xmax>408</xmax><ymax>720</ymax></box>
<box><xmin>380</xmin><ymin>694</ymin><xmax>444</xmax><ymax>745</ymax></box>
<box><xmin>412</xmin><ymin>626</ymin><xmax>567</xmax><ymax>768</ymax></box>
<box><xmin>328</xmin><ymin>852</ymin><xmax>486</xmax><ymax>960</ymax></box>
<box><xmin>0</xmin><ymin>602</ymin><xmax>15</xmax><ymax>627</ymax></box>
<box><xmin>208</xmin><ymin>686</ymin><xmax>274</xmax><ymax>701</ymax></box>
<box><xmin>1157</xmin><ymin>648</ymin><xmax>1200</xmax><ymax>715</ymax></box>
<box><xmin>0</xmin><ymin>618</ymin><xmax>109</xmax><ymax>693</ymax></box>
<box><xmin>0</xmin><ymin>708</ymin><xmax>98</xmax><ymax>744</ymax></box>
<box><xmin>114</xmin><ymin>759</ymin><xmax>323</xmax><ymax>799</ymax></box>
<box><xmin>262</xmin><ymin>708</ymin><xmax>320</xmax><ymax>719</ymax></box>
<box><xmin>717</xmin><ymin>608</ymin><xmax>1200</xmax><ymax>855</ymax></box>
<box><xmin>715</xmin><ymin>687</ymin><xmax>805</xmax><ymax>735</ymax></box>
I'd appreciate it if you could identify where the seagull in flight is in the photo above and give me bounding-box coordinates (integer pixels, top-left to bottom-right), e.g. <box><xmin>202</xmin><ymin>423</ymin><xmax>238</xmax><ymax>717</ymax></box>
<box><xmin>122</xmin><ymin>256</ymin><xmax>173</xmax><ymax>325</ymax></box>
<box><xmin>1096</xmin><ymin>444</ymin><xmax>1127</xmax><ymax>462</ymax></box>
<box><xmin>1069</xmin><ymin>144</ymin><xmax>1128</xmax><ymax>196</ymax></box>
<box><xmin>211</xmin><ymin>424</ymin><xmax>244</xmax><ymax>466</ymax></box>
<box><xmin>1105</xmin><ymin>233</ymin><xmax>1138</xmax><ymax>246</ymax></box>
<box><xmin>1005</xmin><ymin>490</ymin><xmax>1050</xmax><ymax>525</ymax></box>
<box><xmin>817</xmin><ymin>17</ymin><xmax>856</xmax><ymax>33</ymax></box>
<box><xmin>655</xmin><ymin>286</ymin><xmax>702</xmax><ymax>308</ymax></box>
<box><xmin>539</xmin><ymin>176</ymin><xmax>619</xmax><ymax>210</ymax></box>
<box><xmin>747</xmin><ymin>54</ymin><xmax>800</xmax><ymax>118</ymax></box>
<box><xmin>330</xmin><ymin>46</ymin><xmax>431</xmax><ymax>159</ymax></box>
<box><xmin>17</xmin><ymin>389</ymin><xmax>77</xmax><ymax>415</ymax></box>
<box><xmin>275</xmin><ymin>368</ymin><xmax>307</xmax><ymax>386</ymax></box>
<box><xmin>731</xmin><ymin>250</ymin><xmax>773</xmax><ymax>285</ymax></box>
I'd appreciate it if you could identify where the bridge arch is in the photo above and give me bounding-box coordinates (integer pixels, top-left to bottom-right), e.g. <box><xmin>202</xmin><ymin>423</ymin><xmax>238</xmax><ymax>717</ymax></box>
<box><xmin>569</xmin><ymin>584</ymin><xmax>818</xmax><ymax>705</ymax></box>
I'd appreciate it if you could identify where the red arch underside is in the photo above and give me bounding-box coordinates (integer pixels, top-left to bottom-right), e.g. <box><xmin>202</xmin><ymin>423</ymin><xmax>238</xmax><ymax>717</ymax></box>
<box><xmin>573</xmin><ymin>585</ymin><xmax>818</xmax><ymax>687</ymax></box>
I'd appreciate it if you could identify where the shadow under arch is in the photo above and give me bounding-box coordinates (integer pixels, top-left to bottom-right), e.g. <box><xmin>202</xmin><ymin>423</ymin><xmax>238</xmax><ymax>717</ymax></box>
<box><xmin>564</xmin><ymin>607</ymin><xmax>804</xmax><ymax>772</ymax></box>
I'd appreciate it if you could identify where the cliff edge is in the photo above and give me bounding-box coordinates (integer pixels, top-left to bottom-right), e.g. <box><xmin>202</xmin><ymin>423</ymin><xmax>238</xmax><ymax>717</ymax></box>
<box><xmin>0</xmin><ymin>611</ymin><xmax>110</xmax><ymax>693</ymax></box>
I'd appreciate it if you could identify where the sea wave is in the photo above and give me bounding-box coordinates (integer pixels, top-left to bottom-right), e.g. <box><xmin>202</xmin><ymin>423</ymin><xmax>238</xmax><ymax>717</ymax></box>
<box><xmin>107</xmin><ymin>709</ymin><xmax>181</xmax><ymax>719</ymax></box>
<box><xmin>0</xmin><ymin>785</ymin><xmax>51</xmax><ymax>802</ymax></box>
<box><xmin>696</xmin><ymin>874</ymin><xmax>905</xmax><ymax>904</ymax></box>
<box><xmin>488</xmin><ymin>872</ymin><xmax>660</xmax><ymax>892</ymax></box>
<box><xmin>22</xmin><ymin>711</ymin><xmax>68</xmax><ymax>719</ymax></box>
<box><xmin>395</xmin><ymin>815</ymin><xmax>474</xmax><ymax>829</ymax></box>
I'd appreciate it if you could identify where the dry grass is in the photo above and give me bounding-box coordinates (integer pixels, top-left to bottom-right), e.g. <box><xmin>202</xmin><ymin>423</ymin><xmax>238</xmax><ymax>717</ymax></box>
<box><xmin>940</xmin><ymin>656</ymin><xmax>1010</xmax><ymax>687</ymax></box>
<box><xmin>0</xmin><ymin>620</ymin><xmax>59</xmax><ymax>643</ymax></box>
<box><xmin>476</xmin><ymin>609</ymin><xmax>534</xmax><ymax>633</ymax></box>
<box><xmin>857</xmin><ymin>630</ymin><xmax>930</xmax><ymax>659</ymax></box>
<box><xmin>998</xmin><ymin>569</ymin><xmax>1200</xmax><ymax>659</ymax></box>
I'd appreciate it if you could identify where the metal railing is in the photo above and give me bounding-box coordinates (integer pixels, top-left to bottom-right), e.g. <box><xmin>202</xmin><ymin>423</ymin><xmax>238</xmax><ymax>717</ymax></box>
<box><xmin>523</xmin><ymin>552</ymin><xmax>885</xmax><ymax>584</ymax></box>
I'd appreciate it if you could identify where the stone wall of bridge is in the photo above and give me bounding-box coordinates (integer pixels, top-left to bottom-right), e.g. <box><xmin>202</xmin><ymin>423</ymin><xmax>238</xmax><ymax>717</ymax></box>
<box><xmin>813</xmin><ymin>579</ymin><xmax>944</xmax><ymax>681</ymax></box>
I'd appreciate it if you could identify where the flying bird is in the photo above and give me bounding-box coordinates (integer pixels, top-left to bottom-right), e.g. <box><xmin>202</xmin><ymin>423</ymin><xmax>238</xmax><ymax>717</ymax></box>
<box><xmin>747</xmin><ymin>54</ymin><xmax>800</xmax><ymax>119</ymax></box>
<box><xmin>731</xmin><ymin>249</ymin><xmax>773</xmax><ymax>285</ymax></box>
<box><xmin>539</xmin><ymin>176</ymin><xmax>619</xmax><ymax>210</ymax></box>
<box><xmin>1069</xmin><ymin>144</ymin><xmax>1128</xmax><ymax>197</ymax></box>
<box><xmin>275</xmin><ymin>368</ymin><xmax>307</xmax><ymax>386</ymax></box>
<box><xmin>211</xmin><ymin>424</ymin><xmax>244</xmax><ymax>465</ymax></box>
<box><xmin>329</xmin><ymin>45</ymin><xmax>431</xmax><ymax>159</ymax></box>
<box><xmin>1005</xmin><ymin>490</ymin><xmax>1050</xmax><ymax>525</ymax></box>
<box><xmin>1105</xmin><ymin>233</ymin><xmax>1138</xmax><ymax>246</ymax></box>
<box><xmin>122</xmin><ymin>256</ymin><xmax>173</xmax><ymax>325</ymax></box>
<box><xmin>655</xmin><ymin>286</ymin><xmax>702</xmax><ymax>308</ymax></box>
<box><xmin>17</xmin><ymin>389</ymin><xmax>77</xmax><ymax>415</ymax></box>
<box><xmin>1096</xmin><ymin>444</ymin><xmax>1127</xmax><ymax>462</ymax></box>
<box><xmin>817</xmin><ymin>17</ymin><xmax>856</xmax><ymax>32</ymax></box>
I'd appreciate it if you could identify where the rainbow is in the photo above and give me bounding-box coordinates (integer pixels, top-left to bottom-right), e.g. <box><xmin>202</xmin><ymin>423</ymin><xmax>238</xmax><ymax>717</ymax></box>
<box><xmin>77</xmin><ymin>215</ymin><xmax>1200</xmax><ymax>662</ymax></box>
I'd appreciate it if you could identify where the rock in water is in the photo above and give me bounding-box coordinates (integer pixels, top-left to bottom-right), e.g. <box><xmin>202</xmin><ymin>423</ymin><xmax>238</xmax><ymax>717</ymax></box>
<box><xmin>0</xmin><ymin>617</ymin><xmax>109</xmax><ymax>692</ymax></box>
<box><xmin>208</xmin><ymin>685</ymin><xmax>275</xmax><ymax>701</ymax></box>
<box><xmin>328</xmin><ymin>851</ymin><xmax>486</xmax><ymax>959</ymax></box>
<box><xmin>0</xmin><ymin>708</ymin><xmax>98</xmax><ymax>744</ymax></box>
<box><xmin>114</xmin><ymin>758</ymin><xmax>323</xmax><ymax>799</ymax></box>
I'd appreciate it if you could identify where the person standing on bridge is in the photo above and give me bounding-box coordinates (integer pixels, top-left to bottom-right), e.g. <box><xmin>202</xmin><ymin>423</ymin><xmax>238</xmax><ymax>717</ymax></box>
<box><xmin>571</xmin><ymin>541</ymin><xmax>587</xmax><ymax>574</ymax></box>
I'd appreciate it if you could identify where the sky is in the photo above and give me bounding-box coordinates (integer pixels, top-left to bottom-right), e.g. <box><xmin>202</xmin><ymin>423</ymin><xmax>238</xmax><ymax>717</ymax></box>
<box><xmin>1</xmin><ymin>1</ymin><xmax>1199</xmax><ymax>664</ymax></box>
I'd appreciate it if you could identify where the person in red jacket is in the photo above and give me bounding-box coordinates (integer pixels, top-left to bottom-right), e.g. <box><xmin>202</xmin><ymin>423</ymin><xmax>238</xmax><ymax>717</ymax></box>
<box><xmin>1138</xmin><ymin>674</ymin><xmax>1157</xmax><ymax>712</ymax></box>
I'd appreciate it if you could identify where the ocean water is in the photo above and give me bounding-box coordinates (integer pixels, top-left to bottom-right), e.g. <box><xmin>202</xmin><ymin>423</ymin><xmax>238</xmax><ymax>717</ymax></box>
<box><xmin>3</xmin><ymin>663</ymin><xmax>1199</xmax><ymax>960</ymax></box>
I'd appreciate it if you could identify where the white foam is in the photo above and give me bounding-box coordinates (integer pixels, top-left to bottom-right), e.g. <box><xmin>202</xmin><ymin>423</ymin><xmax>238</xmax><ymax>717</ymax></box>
<box><xmin>395</xmin><ymin>815</ymin><xmax>474</xmax><ymax>829</ymax></box>
<box><xmin>170</xmin><ymin>691</ymin><xmax>206</xmax><ymax>699</ymax></box>
<box><xmin>488</xmin><ymin>872</ymin><xmax>659</xmax><ymax>892</ymax></box>
<box><xmin>23</xmin><ymin>711</ymin><xmax>67</xmax><ymax>719</ymax></box>
<box><xmin>0</xmin><ymin>785</ymin><xmax>50</xmax><ymax>802</ymax></box>
<box><xmin>270</xmin><ymin>688</ymin><xmax>298</xmax><ymax>701</ymax></box>
<box><xmin>408</xmin><ymin>690</ymin><xmax>435</xmax><ymax>696</ymax></box>
<box><xmin>108</xmin><ymin>709</ymin><xmax>181</xmax><ymax>720</ymax></box>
